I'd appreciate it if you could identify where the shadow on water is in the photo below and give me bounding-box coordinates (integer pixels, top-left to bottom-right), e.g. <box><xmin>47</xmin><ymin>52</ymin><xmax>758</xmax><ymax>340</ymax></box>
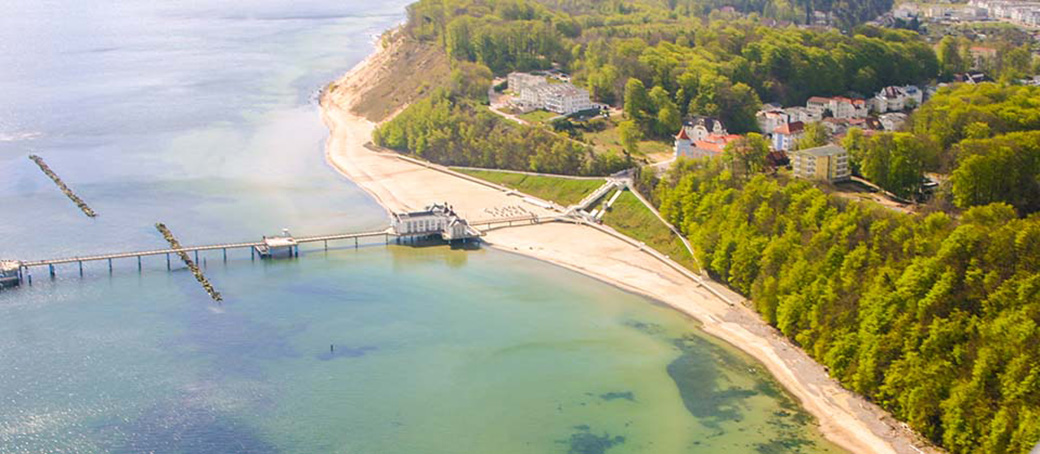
<box><xmin>317</xmin><ymin>344</ymin><xmax>377</xmax><ymax>361</ymax></box>
<box><xmin>388</xmin><ymin>241</ymin><xmax>480</xmax><ymax>270</ymax></box>
<box><xmin>558</xmin><ymin>425</ymin><xmax>626</xmax><ymax>454</ymax></box>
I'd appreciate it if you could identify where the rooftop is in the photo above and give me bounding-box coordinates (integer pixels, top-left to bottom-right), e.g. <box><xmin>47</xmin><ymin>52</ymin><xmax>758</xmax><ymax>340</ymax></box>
<box><xmin>795</xmin><ymin>144</ymin><xmax>847</xmax><ymax>157</ymax></box>
<box><xmin>775</xmin><ymin>121</ymin><xmax>805</xmax><ymax>134</ymax></box>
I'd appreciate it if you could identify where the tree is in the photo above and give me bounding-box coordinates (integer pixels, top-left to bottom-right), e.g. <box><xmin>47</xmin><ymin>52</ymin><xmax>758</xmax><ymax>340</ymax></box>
<box><xmin>724</xmin><ymin>133</ymin><xmax>770</xmax><ymax>178</ymax></box>
<box><xmin>650</xmin><ymin>85</ymin><xmax>681</xmax><ymax>136</ymax></box>
<box><xmin>796</xmin><ymin>122</ymin><xmax>830</xmax><ymax>150</ymax></box>
<box><xmin>623</xmin><ymin>78</ymin><xmax>652</xmax><ymax>125</ymax></box>
<box><xmin>619</xmin><ymin>120</ymin><xmax>642</xmax><ymax>156</ymax></box>
<box><xmin>938</xmin><ymin>36</ymin><xmax>966</xmax><ymax>80</ymax></box>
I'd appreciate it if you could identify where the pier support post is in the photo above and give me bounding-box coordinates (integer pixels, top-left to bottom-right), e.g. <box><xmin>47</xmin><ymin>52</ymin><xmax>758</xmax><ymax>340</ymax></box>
<box><xmin>223</xmin><ymin>248</ymin><xmax>227</xmax><ymax>263</ymax></box>
<box><xmin>194</xmin><ymin>250</ymin><xmax>199</xmax><ymax>263</ymax></box>
<box><xmin>251</xmin><ymin>248</ymin><xmax>255</xmax><ymax>261</ymax></box>
<box><xmin>49</xmin><ymin>264</ymin><xmax>55</xmax><ymax>278</ymax></box>
<box><xmin>79</xmin><ymin>261</ymin><xmax>83</xmax><ymax>277</ymax></box>
<box><xmin>27</xmin><ymin>273</ymin><xmax>32</xmax><ymax>286</ymax></box>
<box><xmin>138</xmin><ymin>256</ymin><xmax>142</xmax><ymax>272</ymax></box>
<box><xmin>166</xmin><ymin>253</ymin><xmax>171</xmax><ymax>270</ymax></box>
<box><xmin>355</xmin><ymin>237</ymin><xmax>358</xmax><ymax>249</ymax></box>
<box><xmin>324</xmin><ymin>240</ymin><xmax>328</xmax><ymax>251</ymax></box>
<box><xmin>108</xmin><ymin>259</ymin><xmax>113</xmax><ymax>274</ymax></box>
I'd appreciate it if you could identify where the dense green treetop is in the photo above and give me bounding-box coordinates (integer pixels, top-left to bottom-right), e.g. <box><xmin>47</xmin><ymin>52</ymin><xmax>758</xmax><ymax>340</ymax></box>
<box><xmin>403</xmin><ymin>0</ymin><xmax>936</xmax><ymax>136</ymax></box>
<box><xmin>373</xmin><ymin>89</ymin><xmax>630</xmax><ymax>175</ymax></box>
<box><xmin>646</xmin><ymin>159</ymin><xmax>1040</xmax><ymax>454</ymax></box>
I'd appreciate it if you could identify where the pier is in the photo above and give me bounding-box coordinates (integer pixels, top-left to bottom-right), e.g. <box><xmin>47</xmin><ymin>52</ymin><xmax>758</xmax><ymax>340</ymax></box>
<box><xmin>0</xmin><ymin>204</ymin><xmax>575</xmax><ymax>294</ymax></box>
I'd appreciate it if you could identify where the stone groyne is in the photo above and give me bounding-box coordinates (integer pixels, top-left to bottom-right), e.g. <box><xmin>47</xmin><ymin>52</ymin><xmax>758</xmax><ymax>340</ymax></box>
<box><xmin>28</xmin><ymin>155</ymin><xmax>97</xmax><ymax>218</ymax></box>
<box><xmin>154</xmin><ymin>223</ymin><xmax>223</xmax><ymax>302</ymax></box>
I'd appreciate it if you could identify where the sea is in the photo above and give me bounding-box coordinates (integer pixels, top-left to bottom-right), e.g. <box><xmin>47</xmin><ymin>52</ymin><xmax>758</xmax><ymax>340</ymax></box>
<box><xmin>0</xmin><ymin>1</ymin><xmax>844</xmax><ymax>453</ymax></box>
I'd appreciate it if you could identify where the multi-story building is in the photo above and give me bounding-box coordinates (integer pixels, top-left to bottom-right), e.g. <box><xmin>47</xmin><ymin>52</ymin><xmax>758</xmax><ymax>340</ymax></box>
<box><xmin>509</xmin><ymin>72</ymin><xmax>595</xmax><ymax>115</ymax></box>
<box><xmin>508</xmin><ymin>72</ymin><xmax>548</xmax><ymax>94</ymax></box>
<box><xmin>791</xmin><ymin>144</ymin><xmax>851</xmax><ymax>182</ymax></box>
<box><xmin>540</xmin><ymin>84</ymin><xmax>595</xmax><ymax>115</ymax></box>
<box><xmin>773</xmin><ymin>121</ymin><xmax>805</xmax><ymax>151</ymax></box>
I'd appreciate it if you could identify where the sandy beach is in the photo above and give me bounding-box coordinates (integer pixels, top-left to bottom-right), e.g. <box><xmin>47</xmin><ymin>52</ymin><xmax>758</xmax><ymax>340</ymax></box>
<box><xmin>319</xmin><ymin>36</ymin><xmax>939</xmax><ymax>454</ymax></box>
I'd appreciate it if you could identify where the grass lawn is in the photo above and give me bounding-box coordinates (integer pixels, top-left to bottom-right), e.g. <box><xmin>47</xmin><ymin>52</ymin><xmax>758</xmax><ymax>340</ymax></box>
<box><xmin>601</xmin><ymin>191</ymin><xmax>699</xmax><ymax>272</ymax></box>
<box><xmin>516</xmin><ymin>109</ymin><xmax>560</xmax><ymax>124</ymax></box>
<box><xmin>454</xmin><ymin>169</ymin><xmax>604</xmax><ymax>206</ymax></box>
<box><xmin>582</xmin><ymin>120</ymin><xmax>672</xmax><ymax>159</ymax></box>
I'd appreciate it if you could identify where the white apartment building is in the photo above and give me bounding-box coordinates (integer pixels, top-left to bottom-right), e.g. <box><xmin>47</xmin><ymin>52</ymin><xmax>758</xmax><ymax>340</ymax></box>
<box><xmin>508</xmin><ymin>72</ymin><xmax>595</xmax><ymax>115</ymax></box>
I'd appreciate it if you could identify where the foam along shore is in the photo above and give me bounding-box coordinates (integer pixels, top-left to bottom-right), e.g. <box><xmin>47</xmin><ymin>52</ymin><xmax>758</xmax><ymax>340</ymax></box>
<box><xmin>319</xmin><ymin>36</ymin><xmax>939</xmax><ymax>454</ymax></box>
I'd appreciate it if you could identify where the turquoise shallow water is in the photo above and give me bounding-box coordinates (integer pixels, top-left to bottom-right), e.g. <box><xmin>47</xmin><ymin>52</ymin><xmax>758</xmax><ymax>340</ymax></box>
<box><xmin>0</xmin><ymin>1</ymin><xmax>845</xmax><ymax>453</ymax></box>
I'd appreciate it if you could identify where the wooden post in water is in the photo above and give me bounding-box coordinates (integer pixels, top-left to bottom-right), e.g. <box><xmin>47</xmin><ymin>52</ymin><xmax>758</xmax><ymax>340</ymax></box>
<box><xmin>108</xmin><ymin>258</ymin><xmax>113</xmax><ymax>274</ymax></box>
<box><xmin>138</xmin><ymin>256</ymin><xmax>142</xmax><ymax>272</ymax></box>
<box><xmin>355</xmin><ymin>237</ymin><xmax>358</xmax><ymax>249</ymax></box>
<box><xmin>194</xmin><ymin>250</ymin><xmax>199</xmax><ymax>263</ymax></box>
<box><xmin>79</xmin><ymin>261</ymin><xmax>83</xmax><ymax>277</ymax></box>
<box><xmin>49</xmin><ymin>264</ymin><xmax>55</xmax><ymax>278</ymax></box>
<box><xmin>166</xmin><ymin>253</ymin><xmax>171</xmax><ymax>270</ymax></box>
<box><xmin>222</xmin><ymin>248</ymin><xmax>227</xmax><ymax>263</ymax></box>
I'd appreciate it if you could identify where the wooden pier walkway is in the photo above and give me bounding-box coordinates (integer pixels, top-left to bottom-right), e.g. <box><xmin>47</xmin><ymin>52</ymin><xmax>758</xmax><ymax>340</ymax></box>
<box><xmin>19</xmin><ymin>229</ymin><xmax>394</xmax><ymax>269</ymax></box>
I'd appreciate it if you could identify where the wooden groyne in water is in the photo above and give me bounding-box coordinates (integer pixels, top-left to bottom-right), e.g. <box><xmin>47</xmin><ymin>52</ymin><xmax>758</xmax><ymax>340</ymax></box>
<box><xmin>155</xmin><ymin>223</ymin><xmax>223</xmax><ymax>302</ymax></box>
<box><xmin>28</xmin><ymin>155</ymin><xmax>97</xmax><ymax>218</ymax></box>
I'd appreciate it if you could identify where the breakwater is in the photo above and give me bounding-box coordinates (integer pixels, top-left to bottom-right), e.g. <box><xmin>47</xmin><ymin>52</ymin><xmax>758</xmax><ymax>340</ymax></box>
<box><xmin>28</xmin><ymin>155</ymin><xmax>97</xmax><ymax>218</ymax></box>
<box><xmin>154</xmin><ymin>223</ymin><xmax>223</xmax><ymax>302</ymax></box>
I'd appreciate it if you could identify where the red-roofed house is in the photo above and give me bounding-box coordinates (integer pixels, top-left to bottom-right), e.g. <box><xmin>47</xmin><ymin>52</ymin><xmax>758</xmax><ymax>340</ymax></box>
<box><xmin>675</xmin><ymin>127</ymin><xmax>738</xmax><ymax>159</ymax></box>
<box><xmin>773</xmin><ymin>122</ymin><xmax>805</xmax><ymax>151</ymax></box>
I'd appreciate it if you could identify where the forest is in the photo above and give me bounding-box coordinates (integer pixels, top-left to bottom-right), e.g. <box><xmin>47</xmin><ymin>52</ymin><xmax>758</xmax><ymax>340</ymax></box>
<box><xmin>839</xmin><ymin>83</ymin><xmax>1040</xmax><ymax>215</ymax></box>
<box><xmin>641</xmin><ymin>158</ymin><xmax>1040</xmax><ymax>454</ymax></box>
<box><xmin>404</xmin><ymin>0</ymin><xmax>937</xmax><ymax>140</ymax></box>
<box><xmin>373</xmin><ymin>89</ymin><xmax>631</xmax><ymax>175</ymax></box>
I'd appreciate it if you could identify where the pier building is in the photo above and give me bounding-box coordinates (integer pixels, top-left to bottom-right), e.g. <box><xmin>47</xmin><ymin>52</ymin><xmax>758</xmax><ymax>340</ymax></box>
<box><xmin>391</xmin><ymin>204</ymin><xmax>478</xmax><ymax>241</ymax></box>
<box><xmin>1</xmin><ymin>261</ymin><xmax>21</xmax><ymax>288</ymax></box>
<box><xmin>256</xmin><ymin>229</ymin><xmax>299</xmax><ymax>258</ymax></box>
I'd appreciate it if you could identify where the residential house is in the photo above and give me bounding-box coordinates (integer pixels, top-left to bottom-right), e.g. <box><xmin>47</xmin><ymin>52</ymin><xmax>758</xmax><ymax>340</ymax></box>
<box><xmin>773</xmin><ymin>122</ymin><xmax>805</xmax><ymax>151</ymax></box>
<box><xmin>809</xmin><ymin>96</ymin><xmax>870</xmax><ymax>119</ymax></box>
<box><xmin>681</xmin><ymin>116</ymin><xmax>728</xmax><ymax>142</ymax></box>
<box><xmin>791</xmin><ymin>144</ymin><xmax>851</xmax><ymax>182</ymax></box>
<box><xmin>756</xmin><ymin>109</ymin><xmax>789</xmax><ymax>136</ymax></box>
<box><xmin>783</xmin><ymin>106</ymin><xmax>821</xmax><ymax>124</ymax></box>
<box><xmin>873</xmin><ymin>85</ymin><xmax>923</xmax><ymax>113</ymax></box>
<box><xmin>879</xmin><ymin>112</ymin><xmax>909</xmax><ymax>131</ymax></box>
<box><xmin>674</xmin><ymin>126</ymin><xmax>739</xmax><ymax>160</ymax></box>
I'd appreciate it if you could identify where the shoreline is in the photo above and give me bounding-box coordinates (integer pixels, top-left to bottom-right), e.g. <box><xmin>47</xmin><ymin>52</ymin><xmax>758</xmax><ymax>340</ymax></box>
<box><xmin>319</xmin><ymin>35</ymin><xmax>939</xmax><ymax>454</ymax></box>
